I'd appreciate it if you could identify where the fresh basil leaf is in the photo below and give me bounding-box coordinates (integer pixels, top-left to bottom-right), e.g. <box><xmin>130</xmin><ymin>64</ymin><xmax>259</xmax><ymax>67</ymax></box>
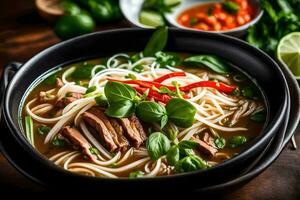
<box><xmin>71</xmin><ymin>63</ymin><xmax>95</xmax><ymax>80</ymax></box>
<box><xmin>129</xmin><ymin>171</ymin><xmax>144</xmax><ymax>178</ymax></box>
<box><xmin>250</xmin><ymin>111</ymin><xmax>266</xmax><ymax>123</ymax></box>
<box><xmin>37</xmin><ymin>125</ymin><xmax>51</xmax><ymax>136</ymax></box>
<box><xmin>175</xmin><ymin>155</ymin><xmax>208</xmax><ymax>173</ymax></box>
<box><xmin>166</xmin><ymin>145</ymin><xmax>180</xmax><ymax>166</ymax></box>
<box><xmin>166</xmin><ymin>98</ymin><xmax>196</xmax><ymax>128</ymax></box>
<box><xmin>136</xmin><ymin>101</ymin><xmax>167</xmax><ymax>124</ymax></box>
<box><xmin>94</xmin><ymin>94</ymin><xmax>108</xmax><ymax>107</ymax></box>
<box><xmin>160</xmin><ymin>115</ymin><xmax>168</xmax><ymax>128</ymax></box>
<box><xmin>143</xmin><ymin>26</ymin><xmax>168</xmax><ymax>57</ymax></box>
<box><xmin>166</xmin><ymin>128</ymin><xmax>178</xmax><ymax>142</ymax></box>
<box><xmin>146</xmin><ymin>132</ymin><xmax>171</xmax><ymax>160</ymax></box>
<box><xmin>214</xmin><ymin>137</ymin><xmax>226</xmax><ymax>149</ymax></box>
<box><xmin>104</xmin><ymin>81</ymin><xmax>136</xmax><ymax>103</ymax></box>
<box><xmin>178</xmin><ymin>140</ymin><xmax>199</xmax><ymax>149</ymax></box>
<box><xmin>229</xmin><ymin>135</ymin><xmax>247</xmax><ymax>148</ymax></box>
<box><xmin>105</xmin><ymin>100</ymin><xmax>135</xmax><ymax>118</ymax></box>
<box><xmin>184</xmin><ymin>55</ymin><xmax>230</xmax><ymax>74</ymax></box>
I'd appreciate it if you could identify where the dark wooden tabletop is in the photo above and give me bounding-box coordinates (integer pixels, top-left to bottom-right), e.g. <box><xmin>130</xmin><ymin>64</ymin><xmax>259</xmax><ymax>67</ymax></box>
<box><xmin>1</xmin><ymin>0</ymin><xmax>300</xmax><ymax>198</ymax></box>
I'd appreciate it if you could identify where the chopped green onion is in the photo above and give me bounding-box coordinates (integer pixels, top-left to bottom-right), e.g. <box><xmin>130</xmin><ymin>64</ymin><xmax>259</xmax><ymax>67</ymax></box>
<box><xmin>25</xmin><ymin>116</ymin><xmax>35</xmax><ymax>148</ymax></box>
<box><xmin>89</xmin><ymin>147</ymin><xmax>99</xmax><ymax>155</ymax></box>
<box><xmin>37</xmin><ymin>125</ymin><xmax>51</xmax><ymax>136</ymax></box>
<box><xmin>129</xmin><ymin>171</ymin><xmax>144</xmax><ymax>178</ymax></box>
<box><xmin>85</xmin><ymin>86</ymin><xmax>97</xmax><ymax>94</ymax></box>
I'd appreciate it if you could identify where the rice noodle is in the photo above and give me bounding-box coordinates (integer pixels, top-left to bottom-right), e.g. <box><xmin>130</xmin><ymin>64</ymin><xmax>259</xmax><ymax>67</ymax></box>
<box><xmin>80</xmin><ymin>122</ymin><xmax>112</xmax><ymax>159</ymax></box>
<box><xmin>62</xmin><ymin>66</ymin><xmax>76</xmax><ymax>84</ymax></box>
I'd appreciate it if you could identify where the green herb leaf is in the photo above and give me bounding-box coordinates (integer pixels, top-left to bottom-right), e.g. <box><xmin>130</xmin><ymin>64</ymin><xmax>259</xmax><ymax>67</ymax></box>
<box><xmin>160</xmin><ymin>115</ymin><xmax>168</xmax><ymax>128</ymax></box>
<box><xmin>178</xmin><ymin>140</ymin><xmax>199</xmax><ymax>149</ymax></box>
<box><xmin>214</xmin><ymin>137</ymin><xmax>226</xmax><ymax>149</ymax></box>
<box><xmin>241</xmin><ymin>86</ymin><xmax>254</xmax><ymax>98</ymax></box>
<box><xmin>222</xmin><ymin>1</ymin><xmax>240</xmax><ymax>14</ymax></box>
<box><xmin>229</xmin><ymin>135</ymin><xmax>247</xmax><ymax>148</ymax></box>
<box><xmin>184</xmin><ymin>55</ymin><xmax>230</xmax><ymax>74</ymax></box>
<box><xmin>43</xmin><ymin>74</ymin><xmax>58</xmax><ymax>86</ymax></box>
<box><xmin>175</xmin><ymin>155</ymin><xmax>208</xmax><ymax>173</ymax></box>
<box><xmin>166</xmin><ymin>145</ymin><xmax>180</xmax><ymax>166</ymax></box>
<box><xmin>37</xmin><ymin>125</ymin><xmax>51</xmax><ymax>136</ymax></box>
<box><xmin>143</xmin><ymin>26</ymin><xmax>168</xmax><ymax>57</ymax></box>
<box><xmin>104</xmin><ymin>81</ymin><xmax>137</xmax><ymax>103</ymax></box>
<box><xmin>166</xmin><ymin>98</ymin><xmax>196</xmax><ymax>128</ymax></box>
<box><xmin>250</xmin><ymin>111</ymin><xmax>266</xmax><ymax>123</ymax></box>
<box><xmin>85</xmin><ymin>86</ymin><xmax>97</xmax><ymax>94</ymax></box>
<box><xmin>136</xmin><ymin>101</ymin><xmax>167</xmax><ymax>124</ymax></box>
<box><xmin>155</xmin><ymin>51</ymin><xmax>181</xmax><ymax>68</ymax></box>
<box><xmin>189</xmin><ymin>17</ymin><xmax>198</xmax><ymax>26</ymax></box>
<box><xmin>71</xmin><ymin>63</ymin><xmax>95</xmax><ymax>80</ymax></box>
<box><xmin>94</xmin><ymin>94</ymin><xmax>108</xmax><ymax>107</ymax></box>
<box><xmin>146</xmin><ymin>132</ymin><xmax>171</xmax><ymax>160</ymax></box>
<box><xmin>105</xmin><ymin>100</ymin><xmax>135</xmax><ymax>118</ymax></box>
<box><xmin>129</xmin><ymin>171</ymin><xmax>144</xmax><ymax>178</ymax></box>
<box><xmin>52</xmin><ymin>136</ymin><xmax>66</xmax><ymax>147</ymax></box>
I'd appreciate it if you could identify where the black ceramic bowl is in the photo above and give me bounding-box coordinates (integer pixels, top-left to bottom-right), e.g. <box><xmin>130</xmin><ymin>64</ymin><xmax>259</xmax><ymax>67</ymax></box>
<box><xmin>0</xmin><ymin>28</ymin><xmax>289</xmax><ymax>191</ymax></box>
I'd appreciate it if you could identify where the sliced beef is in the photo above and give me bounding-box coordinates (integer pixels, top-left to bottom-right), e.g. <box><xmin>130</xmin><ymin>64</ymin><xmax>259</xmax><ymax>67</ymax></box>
<box><xmin>129</xmin><ymin>115</ymin><xmax>147</xmax><ymax>141</ymax></box>
<box><xmin>82</xmin><ymin>112</ymin><xmax>118</xmax><ymax>152</ymax></box>
<box><xmin>88</xmin><ymin>107</ymin><xmax>129</xmax><ymax>151</ymax></box>
<box><xmin>203</xmin><ymin>132</ymin><xmax>216</xmax><ymax>148</ymax></box>
<box><xmin>192</xmin><ymin>136</ymin><xmax>218</xmax><ymax>157</ymax></box>
<box><xmin>56</xmin><ymin>93</ymin><xmax>83</xmax><ymax>108</ymax></box>
<box><xmin>61</xmin><ymin>126</ymin><xmax>96</xmax><ymax>160</ymax></box>
<box><xmin>117</xmin><ymin>115</ymin><xmax>147</xmax><ymax>148</ymax></box>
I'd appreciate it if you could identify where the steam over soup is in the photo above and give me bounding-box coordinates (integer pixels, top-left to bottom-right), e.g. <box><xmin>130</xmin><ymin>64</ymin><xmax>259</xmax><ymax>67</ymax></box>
<box><xmin>20</xmin><ymin>28</ymin><xmax>266</xmax><ymax>178</ymax></box>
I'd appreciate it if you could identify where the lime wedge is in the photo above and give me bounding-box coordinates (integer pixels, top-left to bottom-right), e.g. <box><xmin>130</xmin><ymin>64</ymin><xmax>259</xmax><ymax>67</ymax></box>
<box><xmin>139</xmin><ymin>10</ymin><xmax>165</xmax><ymax>27</ymax></box>
<box><xmin>277</xmin><ymin>32</ymin><xmax>300</xmax><ymax>78</ymax></box>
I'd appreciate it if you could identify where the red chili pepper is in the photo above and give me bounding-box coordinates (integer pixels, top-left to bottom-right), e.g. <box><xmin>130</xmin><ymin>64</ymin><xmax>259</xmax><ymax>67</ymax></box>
<box><xmin>134</xmin><ymin>87</ymin><xmax>172</xmax><ymax>103</ymax></box>
<box><xmin>107</xmin><ymin>78</ymin><xmax>176</xmax><ymax>91</ymax></box>
<box><xmin>180</xmin><ymin>81</ymin><xmax>237</xmax><ymax>93</ymax></box>
<box><xmin>108</xmin><ymin>78</ymin><xmax>236</xmax><ymax>94</ymax></box>
<box><xmin>153</xmin><ymin>72</ymin><xmax>186</xmax><ymax>83</ymax></box>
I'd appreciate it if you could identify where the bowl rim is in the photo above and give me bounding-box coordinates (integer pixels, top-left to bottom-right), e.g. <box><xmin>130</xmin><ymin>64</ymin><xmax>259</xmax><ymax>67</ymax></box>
<box><xmin>2</xmin><ymin>28</ymin><xmax>289</xmax><ymax>184</ymax></box>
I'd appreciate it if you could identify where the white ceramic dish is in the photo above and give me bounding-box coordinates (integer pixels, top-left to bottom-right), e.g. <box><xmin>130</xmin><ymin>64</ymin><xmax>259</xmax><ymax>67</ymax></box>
<box><xmin>120</xmin><ymin>0</ymin><xmax>263</xmax><ymax>37</ymax></box>
<box><xmin>165</xmin><ymin>0</ymin><xmax>263</xmax><ymax>36</ymax></box>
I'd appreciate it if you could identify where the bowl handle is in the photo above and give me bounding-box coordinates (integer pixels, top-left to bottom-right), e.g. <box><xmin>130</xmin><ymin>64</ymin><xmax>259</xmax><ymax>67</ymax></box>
<box><xmin>0</xmin><ymin>62</ymin><xmax>22</xmax><ymax>121</ymax></box>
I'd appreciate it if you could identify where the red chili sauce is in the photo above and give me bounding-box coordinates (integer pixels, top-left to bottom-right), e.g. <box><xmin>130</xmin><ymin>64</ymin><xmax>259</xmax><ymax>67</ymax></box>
<box><xmin>177</xmin><ymin>0</ymin><xmax>255</xmax><ymax>31</ymax></box>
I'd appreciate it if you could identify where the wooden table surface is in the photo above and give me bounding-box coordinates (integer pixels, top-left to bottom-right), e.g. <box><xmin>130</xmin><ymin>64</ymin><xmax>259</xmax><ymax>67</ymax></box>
<box><xmin>1</xmin><ymin>1</ymin><xmax>300</xmax><ymax>198</ymax></box>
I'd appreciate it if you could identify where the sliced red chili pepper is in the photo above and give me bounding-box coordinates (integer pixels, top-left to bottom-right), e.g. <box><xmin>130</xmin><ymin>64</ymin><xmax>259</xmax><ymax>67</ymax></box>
<box><xmin>153</xmin><ymin>72</ymin><xmax>186</xmax><ymax>83</ymax></box>
<box><xmin>134</xmin><ymin>87</ymin><xmax>172</xmax><ymax>103</ymax></box>
<box><xmin>107</xmin><ymin>78</ymin><xmax>176</xmax><ymax>91</ymax></box>
<box><xmin>108</xmin><ymin>78</ymin><xmax>236</xmax><ymax>94</ymax></box>
<box><xmin>180</xmin><ymin>81</ymin><xmax>237</xmax><ymax>93</ymax></box>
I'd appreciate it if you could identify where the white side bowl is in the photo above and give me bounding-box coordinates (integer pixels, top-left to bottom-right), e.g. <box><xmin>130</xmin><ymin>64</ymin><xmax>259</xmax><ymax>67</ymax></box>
<box><xmin>120</xmin><ymin>0</ymin><xmax>154</xmax><ymax>29</ymax></box>
<box><xmin>164</xmin><ymin>0</ymin><xmax>263</xmax><ymax>37</ymax></box>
